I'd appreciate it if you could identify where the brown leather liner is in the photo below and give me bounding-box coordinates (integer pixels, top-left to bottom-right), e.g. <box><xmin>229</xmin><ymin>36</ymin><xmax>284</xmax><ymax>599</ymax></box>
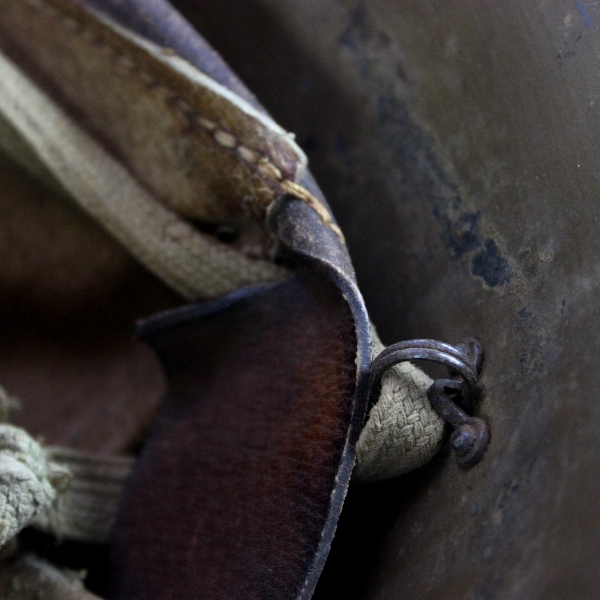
<box><xmin>0</xmin><ymin>0</ymin><xmax>373</xmax><ymax>595</ymax></box>
<box><xmin>110</xmin><ymin>270</ymin><xmax>357</xmax><ymax>599</ymax></box>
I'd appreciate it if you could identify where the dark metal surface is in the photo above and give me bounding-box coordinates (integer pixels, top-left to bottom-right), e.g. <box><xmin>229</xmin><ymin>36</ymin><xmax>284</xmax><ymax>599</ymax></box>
<box><xmin>175</xmin><ymin>1</ymin><xmax>600</xmax><ymax>598</ymax></box>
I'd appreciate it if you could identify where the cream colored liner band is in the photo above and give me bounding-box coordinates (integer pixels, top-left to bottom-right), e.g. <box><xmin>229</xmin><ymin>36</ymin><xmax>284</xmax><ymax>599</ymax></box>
<box><xmin>0</xmin><ymin>50</ymin><xmax>288</xmax><ymax>300</ymax></box>
<box><xmin>353</xmin><ymin>328</ymin><xmax>444</xmax><ymax>484</ymax></box>
<box><xmin>34</xmin><ymin>448</ymin><xmax>134</xmax><ymax>545</ymax></box>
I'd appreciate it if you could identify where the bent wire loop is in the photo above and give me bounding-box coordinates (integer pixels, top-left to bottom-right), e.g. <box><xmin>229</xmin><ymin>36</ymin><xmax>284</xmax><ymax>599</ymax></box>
<box><xmin>369</xmin><ymin>338</ymin><xmax>490</xmax><ymax>468</ymax></box>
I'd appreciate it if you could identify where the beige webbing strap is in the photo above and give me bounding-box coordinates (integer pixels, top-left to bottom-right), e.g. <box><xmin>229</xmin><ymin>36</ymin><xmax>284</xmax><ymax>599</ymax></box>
<box><xmin>353</xmin><ymin>328</ymin><xmax>444</xmax><ymax>484</ymax></box>
<box><xmin>0</xmin><ymin>418</ymin><xmax>132</xmax><ymax>550</ymax></box>
<box><xmin>33</xmin><ymin>449</ymin><xmax>133</xmax><ymax>544</ymax></box>
<box><xmin>0</xmin><ymin>50</ymin><xmax>288</xmax><ymax>301</ymax></box>
<box><xmin>0</xmin><ymin>386</ymin><xmax>130</xmax><ymax>550</ymax></box>
<box><xmin>0</xmin><ymin>554</ymin><xmax>102</xmax><ymax>600</ymax></box>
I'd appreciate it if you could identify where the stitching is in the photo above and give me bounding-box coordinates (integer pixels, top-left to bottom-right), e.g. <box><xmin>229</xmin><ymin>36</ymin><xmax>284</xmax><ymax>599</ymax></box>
<box><xmin>23</xmin><ymin>0</ymin><xmax>345</xmax><ymax>242</ymax></box>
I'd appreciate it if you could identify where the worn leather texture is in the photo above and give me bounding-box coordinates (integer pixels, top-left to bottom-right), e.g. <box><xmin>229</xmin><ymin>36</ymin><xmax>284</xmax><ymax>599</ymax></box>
<box><xmin>80</xmin><ymin>0</ymin><xmax>265</xmax><ymax>111</ymax></box>
<box><xmin>89</xmin><ymin>0</ymin><xmax>336</xmax><ymax>218</ymax></box>
<box><xmin>0</xmin><ymin>0</ymin><xmax>307</xmax><ymax>249</ymax></box>
<box><xmin>111</xmin><ymin>271</ymin><xmax>357</xmax><ymax>599</ymax></box>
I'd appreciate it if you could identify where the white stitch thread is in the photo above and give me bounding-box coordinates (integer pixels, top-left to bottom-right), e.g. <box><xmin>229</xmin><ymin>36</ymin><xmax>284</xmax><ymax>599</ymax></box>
<box><xmin>197</xmin><ymin>117</ymin><xmax>217</xmax><ymax>131</ymax></box>
<box><xmin>237</xmin><ymin>145</ymin><xmax>258</xmax><ymax>163</ymax></box>
<box><xmin>214</xmin><ymin>130</ymin><xmax>237</xmax><ymax>149</ymax></box>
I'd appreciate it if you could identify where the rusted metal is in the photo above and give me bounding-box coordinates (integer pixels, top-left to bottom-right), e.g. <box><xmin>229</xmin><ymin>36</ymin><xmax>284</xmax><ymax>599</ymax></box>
<box><xmin>370</xmin><ymin>337</ymin><xmax>489</xmax><ymax>467</ymax></box>
<box><xmin>369</xmin><ymin>338</ymin><xmax>480</xmax><ymax>402</ymax></box>
<box><xmin>427</xmin><ymin>380</ymin><xmax>490</xmax><ymax>468</ymax></box>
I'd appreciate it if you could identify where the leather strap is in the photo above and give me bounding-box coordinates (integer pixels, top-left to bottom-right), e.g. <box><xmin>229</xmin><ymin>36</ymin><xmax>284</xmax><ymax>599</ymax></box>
<box><xmin>111</xmin><ymin>270</ymin><xmax>358</xmax><ymax>599</ymax></box>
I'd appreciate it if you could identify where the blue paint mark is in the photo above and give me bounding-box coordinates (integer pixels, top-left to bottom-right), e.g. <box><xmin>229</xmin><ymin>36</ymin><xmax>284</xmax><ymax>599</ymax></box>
<box><xmin>471</xmin><ymin>240</ymin><xmax>511</xmax><ymax>287</ymax></box>
<box><xmin>376</xmin><ymin>85</ymin><xmax>511</xmax><ymax>287</ymax></box>
<box><xmin>577</xmin><ymin>1</ymin><xmax>592</xmax><ymax>27</ymax></box>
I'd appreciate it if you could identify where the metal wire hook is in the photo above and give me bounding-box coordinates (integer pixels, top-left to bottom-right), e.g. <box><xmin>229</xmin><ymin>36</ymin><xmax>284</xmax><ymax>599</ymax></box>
<box><xmin>369</xmin><ymin>338</ymin><xmax>483</xmax><ymax>408</ymax></box>
<box><xmin>368</xmin><ymin>337</ymin><xmax>490</xmax><ymax>468</ymax></box>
